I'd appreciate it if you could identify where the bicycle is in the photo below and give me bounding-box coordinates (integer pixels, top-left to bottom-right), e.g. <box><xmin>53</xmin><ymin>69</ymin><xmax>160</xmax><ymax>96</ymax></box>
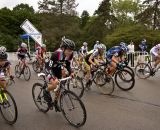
<box><xmin>0</xmin><ymin>80</ymin><xmax>18</xmax><ymax>125</ymax></box>
<box><xmin>84</xmin><ymin>63</ymin><xmax>115</xmax><ymax>95</ymax></box>
<box><xmin>32</xmin><ymin>73</ymin><xmax>87</xmax><ymax>128</ymax></box>
<box><xmin>94</xmin><ymin>61</ymin><xmax>135</xmax><ymax>91</ymax></box>
<box><xmin>135</xmin><ymin>55</ymin><xmax>160</xmax><ymax>79</ymax></box>
<box><xmin>15</xmin><ymin>59</ymin><xmax>31</xmax><ymax>81</ymax></box>
<box><xmin>32</xmin><ymin>56</ymin><xmax>46</xmax><ymax>73</ymax></box>
<box><xmin>67</xmin><ymin>66</ymin><xmax>85</xmax><ymax>98</ymax></box>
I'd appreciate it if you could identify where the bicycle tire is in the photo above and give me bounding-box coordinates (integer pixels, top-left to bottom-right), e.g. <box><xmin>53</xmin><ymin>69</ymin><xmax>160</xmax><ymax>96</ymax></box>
<box><xmin>115</xmin><ymin>69</ymin><xmax>135</xmax><ymax>91</ymax></box>
<box><xmin>60</xmin><ymin>90</ymin><xmax>87</xmax><ymax>128</ymax></box>
<box><xmin>32</xmin><ymin>83</ymin><xmax>49</xmax><ymax>113</ymax></box>
<box><xmin>0</xmin><ymin>90</ymin><xmax>18</xmax><ymax>125</ymax></box>
<box><xmin>97</xmin><ymin>74</ymin><xmax>115</xmax><ymax>95</ymax></box>
<box><xmin>67</xmin><ymin>76</ymin><xmax>85</xmax><ymax>98</ymax></box>
<box><xmin>14</xmin><ymin>65</ymin><xmax>21</xmax><ymax>78</ymax></box>
<box><xmin>32</xmin><ymin>61</ymin><xmax>41</xmax><ymax>73</ymax></box>
<box><xmin>23</xmin><ymin>66</ymin><xmax>31</xmax><ymax>81</ymax></box>
<box><xmin>124</xmin><ymin>66</ymin><xmax>135</xmax><ymax>77</ymax></box>
<box><xmin>135</xmin><ymin>63</ymin><xmax>151</xmax><ymax>79</ymax></box>
<box><xmin>94</xmin><ymin>70</ymin><xmax>107</xmax><ymax>86</ymax></box>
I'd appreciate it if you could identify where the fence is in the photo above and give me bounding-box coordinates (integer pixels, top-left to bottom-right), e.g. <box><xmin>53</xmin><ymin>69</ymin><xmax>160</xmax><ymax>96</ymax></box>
<box><xmin>7</xmin><ymin>51</ymin><xmax>152</xmax><ymax>68</ymax></box>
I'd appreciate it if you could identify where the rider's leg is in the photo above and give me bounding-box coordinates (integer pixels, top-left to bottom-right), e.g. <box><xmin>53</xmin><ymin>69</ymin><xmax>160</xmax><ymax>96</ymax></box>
<box><xmin>84</xmin><ymin>62</ymin><xmax>91</xmax><ymax>82</ymax></box>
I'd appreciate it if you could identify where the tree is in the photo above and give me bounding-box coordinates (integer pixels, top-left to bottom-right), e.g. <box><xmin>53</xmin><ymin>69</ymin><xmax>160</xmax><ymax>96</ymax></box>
<box><xmin>38</xmin><ymin>0</ymin><xmax>78</xmax><ymax>15</ymax></box>
<box><xmin>136</xmin><ymin>0</ymin><xmax>160</xmax><ymax>30</ymax></box>
<box><xmin>94</xmin><ymin>0</ymin><xmax>117</xmax><ymax>29</ymax></box>
<box><xmin>112</xmin><ymin>0</ymin><xmax>140</xmax><ymax>24</ymax></box>
<box><xmin>13</xmin><ymin>3</ymin><xmax>34</xmax><ymax>13</ymax></box>
<box><xmin>80</xmin><ymin>10</ymin><xmax>89</xmax><ymax>28</ymax></box>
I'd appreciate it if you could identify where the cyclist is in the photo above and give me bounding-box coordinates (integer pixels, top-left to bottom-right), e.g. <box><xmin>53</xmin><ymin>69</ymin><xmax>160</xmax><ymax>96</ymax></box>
<box><xmin>94</xmin><ymin>40</ymin><xmax>100</xmax><ymax>50</ymax></box>
<box><xmin>84</xmin><ymin>44</ymin><xmax>106</xmax><ymax>87</ymax></box>
<box><xmin>35</xmin><ymin>44</ymin><xmax>47</xmax><ymax>71</ymax></box>
<box><xmin>0</xmin><ymin>46</ymin><xmax>13</xmax><ymax>89</ymax></box>
<box><xmin>150</xmin><ymin>44</ymin><xmax>160</xmax><ymax>71</ymax></box>
<box><xmin>17</xmin><ymin>42</ymin><xmax>30</xmax><ymax>72</ymax></box>
<box><xmin>78</xmin><ymin>42</ymin><xmax>88</xmax><ymax>66</ymax></box>
<box><xmin>44</xmin><ymin>38</ymin><xmax>75</xmax><ymax>111</ymax></box>
<box><xmin>106</xmin><ymin>42</ymin><xmax>129</xmax><ymax>75</ymax></box>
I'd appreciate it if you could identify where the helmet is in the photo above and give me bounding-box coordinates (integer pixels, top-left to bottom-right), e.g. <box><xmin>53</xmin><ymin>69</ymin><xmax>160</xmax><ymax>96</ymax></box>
<box><xmin>21</xmin><ymin>42</ymin><xmax>27</xmax><ymax>48</ymax></box>
<box><xmin>119</xmin><ymin>42</ymin><xmax>128</xmax><ymax>52</ymax></box>
<box><xmin>97</xmin><ymin>44</ymin><xmax>105</xmax><ymax>50</ymax></box>
<box><xmin>119</xmin><ymin>42</ymin><xmax>127</xmax><ymax>47</ymax></box>
<box><xmin>0</xmin><ymin>46</ymin><xmax>6</xmax><ymax>53</ymax></box>
<box><xmin>42</xmin><ymin>44</ymin><xmax>46</xmax><ymax>48</ymax></box>
<box><xmin>96</xmin><ymin>41</ymin><xmax>100</xmax><ymax>44</ymax></box>
<box><xmin>156</xmin><ymin>44</ymin><xmax>160</xmax><ymax>48</ymax></box>
<box><xmin>101</xmin><ymin>44</ymin><xmax>106</xmax><ymax>50</ymax></box>
<box><xmin>0</xmin><ymin>46</ymin><xmax>7</xmax><ymax>60</ymax></box>
<box><xmin>143</xmin><ymin>39</ymin><xmax>146</xmax><ymax>42</ymax></box>
<box><xmin>60</xmin><ymin>38</ymin><xmax>75</xmax><ymax>50</ymax></box>
<box><xmin>83</xmin><ymin>42</ymin><xmax>88</xmax><ymax>46</ymax></box>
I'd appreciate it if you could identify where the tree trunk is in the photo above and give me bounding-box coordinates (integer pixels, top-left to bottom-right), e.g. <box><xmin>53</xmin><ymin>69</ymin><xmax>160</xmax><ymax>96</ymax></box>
<box><xmin>153</xmin><ymin>0</ymin><xmax>158</xmax><ymax>30</ymax></box>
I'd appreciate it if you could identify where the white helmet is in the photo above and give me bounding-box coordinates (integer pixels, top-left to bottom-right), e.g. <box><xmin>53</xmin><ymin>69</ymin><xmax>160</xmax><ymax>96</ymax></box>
<box><xmin>156</xmin><ymin>44</ymin><xmax>160</xmax><ymax>48</ymax></box>
<box><xmin>0</xmin><ymin>46</ymin><xmax>6</xmax><ymax>53</ymax></box>
<box><xmin>83</xmin><ymin>42</ymin><xmax>88</xmax><ymax>46</ymax></box>
<box><xmin>101</xmin><ymin>44</ymin><xmax>106</xmax><ymax>50</ymax></box>
<box><xmin>96</xmin><ymin>41</ymin><xmax>100</xmax><ymax>44</ymax></box>
<box><xmin>42</xmin><ymin>44</ymin><xmax>46</xmax><ymax>48</ymax></box>
<box><xmin>21</xmin><ymin>42</ymin><xmax>27</xmax><ymax>48</ymax></box>
<box><xmin>97</xmin><ymin>44</ymin><xmax>104</xmax><ymax>50</ymax></box>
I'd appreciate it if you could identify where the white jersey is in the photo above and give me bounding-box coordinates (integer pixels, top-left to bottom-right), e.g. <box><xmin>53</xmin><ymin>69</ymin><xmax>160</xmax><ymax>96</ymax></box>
<box><xmin>80</xmin><ymin>46</ymin><xmax>88</xmax><ymax>55</ymax></box>
<box><xmin>150</xmin><ymin>44</ymin><xmax>160</xmax><ymax>56</ymax></box>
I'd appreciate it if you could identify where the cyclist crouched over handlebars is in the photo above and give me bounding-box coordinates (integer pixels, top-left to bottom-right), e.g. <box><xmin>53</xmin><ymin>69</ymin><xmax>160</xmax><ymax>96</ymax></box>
<box><xmin>0</xmin><ymin>46</ymin><xmax>13</xmax><ymax>89</ymax></box>
<box><xmin>44</xmin><ymin>38</ymin><xmax>75</xmax><ymax>111</ymax></box>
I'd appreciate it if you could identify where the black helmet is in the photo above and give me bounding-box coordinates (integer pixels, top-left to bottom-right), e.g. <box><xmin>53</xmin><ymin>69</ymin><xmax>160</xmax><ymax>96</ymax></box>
<box><xmin>60</xmin><ymin>38</ymin><xmax>75</xmax><ymax>50</ymax></box>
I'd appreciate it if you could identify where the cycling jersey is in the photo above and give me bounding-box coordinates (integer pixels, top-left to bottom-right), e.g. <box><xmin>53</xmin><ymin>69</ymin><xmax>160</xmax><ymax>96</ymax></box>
<box><xmin>79</xmin><ymin>46</ymin><xmax>88</xmax><ymax>55</ymax></box>
<box><xmin>106</xmin><ymin>46</ymin><xmax>123</xmax><ymax>61</ymax></box>
<box><xmin>47</xmin><ymin>48</ymin><xmax>73</xmax><ymax>80</ymax></box>
<box><xmin>150</xmin><ymin>44</ymin><xmax>160</xmax><ymax>56</ymax></box>
<box><xmin>85</xmin><ymin>49</ymin><xmax>100</xmax><ymax>65</ymax></box>
<box><xmin>17</xmin><ymin>47</ymin><xmax>28</xmax><ymax>59</ymax></box>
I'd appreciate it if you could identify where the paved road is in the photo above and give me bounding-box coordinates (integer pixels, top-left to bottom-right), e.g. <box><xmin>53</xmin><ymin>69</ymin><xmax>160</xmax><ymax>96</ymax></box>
<box><xmin>1</xmin><ymin>62</ymin><xmax>160</xmax><ymax>130</ymax></box>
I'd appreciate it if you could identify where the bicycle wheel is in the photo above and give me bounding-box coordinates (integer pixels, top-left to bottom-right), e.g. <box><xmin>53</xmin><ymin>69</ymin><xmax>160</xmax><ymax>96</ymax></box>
<box><xmin>32</xmin><ymin>83</ymin><xmax>49</xmax><ymax>113</ymax></box>
<box><xmin>94</xmin><ymin>70</ymin><xmax>107</xmax><ymax>86</ymax></box>
<box><xmin>115</xmin><ymin>69</ymin><xmax>135</xmax><ymax>91</ymax></box>
<box><xmin>0</xmin><ymin>90</ymin><xmax>18</xmax><ymax>125</ymax></box>
<box><xmin>14</xmin><ymin>65</ymin><xmax>21</xmax><ymax>78</ymax></box>
<box><xmin>32</xmin><ymin>61</ymin><xmax>41</xmax><ymax>73</ymax></box>
<box><xmin>60</xmin><ymin>90</ymin><xmax>87</xmax><ymax>128</ymax></box>
<box><xmin>135</xmin><ymin>63</ymin><xmax>151</xmax><ymax>79</ymax></box>
<box><xmin>23</xmin><ymin>66</ymin><xmax>31</xmax><ymax>81</ymax></box>
<box><xmin>67</xmin><ymin>77</ymin><xmax>84</xmax><ymax>98</ymax></box>
<box><xmin>97</xmin><ymin>74</ymin><xmax>115</xmax><ymax>95</ymax></box>
<box><xmin>124</xmin><ymin>66</ymin><xmax>135</xmax><ymax>77</ymax></box>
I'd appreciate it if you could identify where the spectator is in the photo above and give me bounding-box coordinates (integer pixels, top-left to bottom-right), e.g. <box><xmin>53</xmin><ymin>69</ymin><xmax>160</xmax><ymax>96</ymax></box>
<box><xmin>139</xmin><ymin>39</ymin><xmax>147</xmax><ymax>53</ymax></box>
<box><xmin>128</xmin><ymin>41</ymin><xmax>135</xmax><ymax>67</ymax></box>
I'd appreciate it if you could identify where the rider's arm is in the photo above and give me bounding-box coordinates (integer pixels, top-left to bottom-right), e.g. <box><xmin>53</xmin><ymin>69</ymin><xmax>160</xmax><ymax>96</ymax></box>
<box><xmin>89</xmin><ymin>55</ymin><xmax>96</xmax><ymax>66</ymax></box>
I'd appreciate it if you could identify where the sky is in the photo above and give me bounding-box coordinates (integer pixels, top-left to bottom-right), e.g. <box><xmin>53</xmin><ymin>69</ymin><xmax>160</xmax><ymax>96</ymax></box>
<box><xmin>0</xmin><ymin>0</ymin><xmax>103</xmax><ymax>15</ymax></box>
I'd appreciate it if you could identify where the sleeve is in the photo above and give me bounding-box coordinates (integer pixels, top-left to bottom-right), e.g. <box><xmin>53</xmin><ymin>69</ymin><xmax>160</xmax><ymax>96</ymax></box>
<box><xmin>49</xmin><ymin>52</ymin><xmax>57</xmax><ymax>67</ymax></box>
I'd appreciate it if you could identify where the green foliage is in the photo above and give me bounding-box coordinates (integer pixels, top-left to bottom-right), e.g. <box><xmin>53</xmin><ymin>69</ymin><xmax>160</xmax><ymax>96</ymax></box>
<box><xmin>104</xmin><ymin>24</ymin><xmax>160</xmax><ymax>50</ymax></box>
<box><xmin>0</xmin><ymin>0</ymin><xmax>160</xmax><ymax>52</ymax></box>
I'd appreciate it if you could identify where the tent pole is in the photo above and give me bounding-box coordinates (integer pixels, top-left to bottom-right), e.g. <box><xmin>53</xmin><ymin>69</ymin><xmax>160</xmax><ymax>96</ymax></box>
<box><xmin>28</xmin><ymin>36</ymin><xmax>30</xmax><ymax>54</ymax></box>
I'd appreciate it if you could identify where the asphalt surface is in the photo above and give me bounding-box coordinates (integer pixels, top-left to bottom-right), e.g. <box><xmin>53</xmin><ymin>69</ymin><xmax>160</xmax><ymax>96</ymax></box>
<box><xmin>1</xmin><ymin>61</ymin><xmax>160</xmax><ymax>130</ymax></box>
